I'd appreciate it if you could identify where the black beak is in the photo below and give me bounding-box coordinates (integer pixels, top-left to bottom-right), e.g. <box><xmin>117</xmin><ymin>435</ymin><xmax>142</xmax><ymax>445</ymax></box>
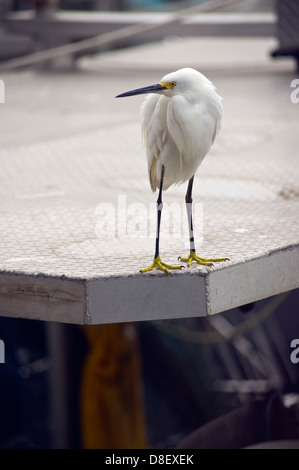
<box><xmin>115</xmin><ymin>83</ymin><xmax>166</xmax><ymax>98</ymax></box>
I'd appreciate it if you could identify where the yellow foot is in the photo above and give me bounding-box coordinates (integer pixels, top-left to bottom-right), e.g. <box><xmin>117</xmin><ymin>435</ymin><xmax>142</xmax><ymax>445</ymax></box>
<box><xmin>140</xmin><ymin>255</ymin><xmax>183</xmax><ymax>276</ymax></box>
<box><xmin>179</xmin><ymin>251</ymin><xmax>228</xmax><ymax>267</ymax></box>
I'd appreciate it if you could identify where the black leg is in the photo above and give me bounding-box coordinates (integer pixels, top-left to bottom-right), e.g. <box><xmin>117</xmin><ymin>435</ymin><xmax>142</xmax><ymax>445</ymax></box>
<box><xmin>154</xmin><ymin>164</ymin><xmax>165</xmax><ymax>259</ymax></box>
<box><xmin>185</xmin><ymin>176</ymin><xmax>195</xmax><ymax>253</ymax></box>
<box><xmin>180</xmin><ymin>176</ymin><xmax>228</xmax><ymax>267</ymax></box>
<box><xmin>140</xmin><ymin>164</ymin><xmax>182</xmax><ymax>274</ymax></box>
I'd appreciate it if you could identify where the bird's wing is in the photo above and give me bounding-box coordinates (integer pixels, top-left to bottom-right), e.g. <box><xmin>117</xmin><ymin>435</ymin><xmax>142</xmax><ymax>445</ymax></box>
<box><xmin>211</xmin><ymin>103</ymin><xmax>222</xmax><ymax>145</ymax></box>
<box><xmin>167</xmin><ymin>96</ymin><xmax>221</xmax><ymax>166</ymax></box>
<box><xmin>141</xmin><ymin>93</ymin><xmax>222</xmax><ymax>190</ymax></box>
<box><xmin>141</xmin><ymin>94</ymin><xmax>169</xmax><ymax>191</ymax></box>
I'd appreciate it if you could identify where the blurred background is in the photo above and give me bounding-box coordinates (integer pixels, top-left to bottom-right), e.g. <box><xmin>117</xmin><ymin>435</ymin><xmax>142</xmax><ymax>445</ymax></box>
<box><xmin>0</xmin><ymin>0</ymin><xmax>277</xmax><ymax>63</ymax></box>
<box><xmin>0</xmin><ymin>0</ymin><xmax>299</xmax><ymax>450</ymax></box>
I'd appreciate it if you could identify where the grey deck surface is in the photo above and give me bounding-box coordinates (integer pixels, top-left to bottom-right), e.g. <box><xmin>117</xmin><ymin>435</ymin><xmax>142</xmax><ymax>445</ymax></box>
<box><xmin>0</xmin><ymin>37</ymin><xmax>298</xmax><ymax>324</ymax></box>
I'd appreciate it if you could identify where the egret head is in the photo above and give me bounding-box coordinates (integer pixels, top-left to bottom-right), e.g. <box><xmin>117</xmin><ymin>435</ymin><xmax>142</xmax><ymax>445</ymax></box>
<box><xmin>115</xmin><ymin>68</ymin><xmax>211</xmax><ymax>99</ymax></box>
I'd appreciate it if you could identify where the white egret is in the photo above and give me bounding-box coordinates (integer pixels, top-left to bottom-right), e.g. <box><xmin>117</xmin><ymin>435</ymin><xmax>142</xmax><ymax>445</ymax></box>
<box><xmin>116</xmin><ymin>67</ymin><xmax>227</xmax><ymax>275</ymax></box>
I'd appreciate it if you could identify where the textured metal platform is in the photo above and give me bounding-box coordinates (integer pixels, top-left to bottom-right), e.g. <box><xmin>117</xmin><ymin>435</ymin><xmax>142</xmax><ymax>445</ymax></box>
<box><xmin>0</xmin><ymin>37</ymin><xmax>298</xmax><ymax>324</ymax></box>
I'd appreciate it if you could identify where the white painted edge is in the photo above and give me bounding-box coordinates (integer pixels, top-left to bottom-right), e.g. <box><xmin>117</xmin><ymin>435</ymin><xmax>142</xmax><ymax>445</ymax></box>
<box><xmin>86</xmin><ymin>244</ymin><xmax>299</xmax><ymax>324</ymax></box>
<box><xmin>207</xmin><ymin>244</ymin><xmax>299</xmax><ymax>315</ymax></box>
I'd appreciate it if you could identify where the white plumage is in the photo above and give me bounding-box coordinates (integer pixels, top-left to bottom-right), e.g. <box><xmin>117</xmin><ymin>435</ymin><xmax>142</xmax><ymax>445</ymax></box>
<box><xmin>140</xmin><ymin>68</ymin><xmax>222</xmax><ymax>191</ymax></box>
<box><xmin>116</xmin><ymin>67</ymin><xmax>226</xmax><ymax>275</ymax></box>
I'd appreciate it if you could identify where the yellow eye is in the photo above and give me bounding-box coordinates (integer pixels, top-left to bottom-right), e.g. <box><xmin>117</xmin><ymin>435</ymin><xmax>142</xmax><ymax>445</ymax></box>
<box><xmin>160</xmin><ymin>81</ymin><xmax>176</xmax><ymax>90</ymax></box>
